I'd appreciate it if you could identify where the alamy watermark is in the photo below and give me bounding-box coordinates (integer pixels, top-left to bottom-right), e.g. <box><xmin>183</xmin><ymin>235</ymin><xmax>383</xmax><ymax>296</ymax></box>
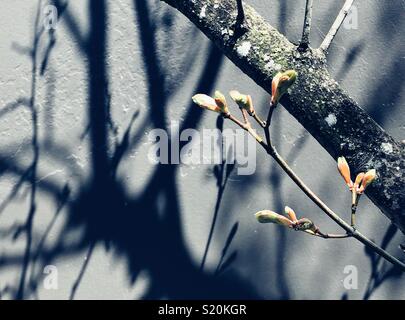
<box><xmin>43</xmin><ymin>265</ymin><xmax>58</xmax><ymax>290</ymax></box>
<box><xmin>43</xmin><ymin>4</ymin><xmax>58</xmax><ymax>30</ymax></box>
<box><xmin>147</xmin><ymin>121</ymin><xmax>257</xmax><ymax>175</ymax></box>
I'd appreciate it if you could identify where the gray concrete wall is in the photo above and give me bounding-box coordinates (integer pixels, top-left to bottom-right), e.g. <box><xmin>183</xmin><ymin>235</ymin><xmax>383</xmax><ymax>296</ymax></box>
<box><xmin>0</xmin><ymin>0</ymin><xmax>403</xmax><ymax>299</ymax></box>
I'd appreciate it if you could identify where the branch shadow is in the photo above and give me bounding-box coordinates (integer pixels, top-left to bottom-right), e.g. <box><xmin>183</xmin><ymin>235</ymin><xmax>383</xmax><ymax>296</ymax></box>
<box><xmin>334</xmin><ymin>41</ymin><xmax>365</xmax><ymax>82</ymax></box>
<box><xmin>200</xmin><ymin>116</ymin><xmax>236</xmax><ymax>271</ymax></box>
<box><xmin>12</xmin><ymin>1</ymin><xmax>44</xmax><ymax>300</ymax></box>
<box><xmin>215</xmin><ymin>222</ymin><xmax>239</xmax><ymax>276</ymax></box>
<box><xmin>366</xmin><ymin>56</ymin><xmax>404</xmax><ymax>129</ymax></box>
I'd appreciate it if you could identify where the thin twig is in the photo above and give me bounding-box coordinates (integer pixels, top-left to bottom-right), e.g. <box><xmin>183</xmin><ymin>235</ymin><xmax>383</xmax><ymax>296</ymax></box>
<box><xmin>351</xmin><ymin>190</ymin><xmax>361</xmax><ymax>228</ymax></box>
<box><xmin>264</xmin><ymin>102</ymin><xmax>276</xmax><ymax>147</ymax></box>
<box><xmin>319</xmin><ymin>233</ymin><xmax>352</xmax><ymax>239</ymax></box>
<box><xmin>266</xmin><ymin>144</ymin><xmax>405</xmax><ymax>270</ymax></box>
<box><xmin>308</xmin><ymin>230</ymin><xmax>352</xmax><ymax>239</ymax></box>
<box><xmin>225</xmin><ymin>107</ymin><xmax>405</xmax><ymax>271</ymax></box>
<box><xmin>319</xmin><ymin>0</ymin><xmax>355</xmax><ymax>52</ymax></box>
<box><xmin>241</xmin><ymin>108</ymin><xmax>249</xmax><ymax>124</ymax></box>
<box><xmin>225</xmin><ymin>113</ymin><xmax>266</xmax><ymax>148</ymax></box>
<box><xmin>69</xmin><ymin>241</ymin><xmax>95</xmax><ymax>300</ymax></box>
<box><xmin>299</xmin><ymin>0</ymin><xmax>314</xmax><ymax>50</ymax></box>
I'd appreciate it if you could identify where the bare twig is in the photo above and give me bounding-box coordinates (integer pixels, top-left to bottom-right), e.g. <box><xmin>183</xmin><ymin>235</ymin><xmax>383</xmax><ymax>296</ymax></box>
<box><xmin>224</xmin><ymin>113</ymin><xmax>265</xmax><ymax>148</ymax></box>
<box><xmin>351</xmin><ymin>190</ymin><xmax>361</xmax><ymax>228</ymax></box>
<box><xmin>225</xmin><ymin>106</ymin><xmax>405</xmax><ymax>271</ymax></box>
<box><xmin>241</xmin><ymin>108</ymin><xmax>249</xmax><ymax>124</ymax></box>
<box><xmin>308</xmin><ymin>231</ymin><xmax>352</xmax><ymax>239</ymax></box>
<box><xmin>264</xmin><ymin>135</ymin><xmax>404</xmax><ymax>270</ymax></box>
<box><xmin>299</xmin><ymin>0</ymin><xmax>314</xmax><ymax>50</ymax></box>
<box><xmin>319</xmin><ymin>0</ymin><xmax>355</xmax><ymax>52</ymax></box>
<box><xmin>264</xmin><ymin>102</ymin><xmax>276</xmax><ymax>147</ymax></box>
<box><xmin>250</xmin><ymin>111</ymin><xmax>266</xmax><ymax>128</ymax></box>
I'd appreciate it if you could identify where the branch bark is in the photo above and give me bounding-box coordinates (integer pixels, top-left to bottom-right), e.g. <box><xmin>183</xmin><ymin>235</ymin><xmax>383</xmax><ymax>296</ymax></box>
<box><xmin>161</xmin><ymin>0</ymin><xmax>405</xmax><ymax>233</ymax></box>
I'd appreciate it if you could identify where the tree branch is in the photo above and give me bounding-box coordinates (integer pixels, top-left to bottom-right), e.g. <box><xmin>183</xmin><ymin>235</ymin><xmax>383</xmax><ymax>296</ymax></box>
<box><xmin>161</xmin><ymin>0</ymin><xmax>405</xmax><ymax>234</ymax></box>
<box><xmin>226</xmin><ymin>106</ymin><xmax>405</xmax><ymax>271</ymax></box>
<box><xmin>299</xmin><ymin>0</ymin><xmax>314</xmax><ymax>51</ymax></box>
<box><xmin>319</xmin><ymin>0</ymin><xmax>355</xmax><ymax>52</ymax></box>
<box><xmin>314</xmin><ymin>232</ymin><xmax>351</xmax><ymax>239</ymax></box>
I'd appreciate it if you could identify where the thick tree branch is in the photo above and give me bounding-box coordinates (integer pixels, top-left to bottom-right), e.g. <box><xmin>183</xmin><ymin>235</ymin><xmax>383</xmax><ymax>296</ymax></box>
<box><xmin>319</xmin><ymin>0</ymin><xmax>355</xmax><ymax>52</ymax></box>
<box><xmin>299</xmin><ymin>0</ymin><xmax>313</xmax><ymax>51</ymax></box>
<box><xmin>161</xmin><ymin>0</ymin><xmax>405</xmax><ymax>233</ymax></box>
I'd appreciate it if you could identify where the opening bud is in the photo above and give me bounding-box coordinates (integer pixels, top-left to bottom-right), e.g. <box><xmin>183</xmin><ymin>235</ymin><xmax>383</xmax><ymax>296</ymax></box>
<box><xmin>214</xmin><ymin>90</ymin><xmax>229</xmax><ymax>114</ymax></box>
<box><xmin>284</xmin><ymin>206</ymin><xmax>298</xmax><ymax>222</ymax></box>
<box><xmin>192</xmin><ymin>94</ymin><xmax>221</xmax><ymax>113</ymax></box>
<box><xmin>358</xmin><ymin>169</ymin><xmax>376</xmax><ymax>193</ymax></box>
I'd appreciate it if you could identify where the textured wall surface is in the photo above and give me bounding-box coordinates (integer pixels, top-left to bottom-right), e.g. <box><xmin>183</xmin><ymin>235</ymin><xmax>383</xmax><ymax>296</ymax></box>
<box><xmin>0</xmin><ymin>0</ymin><xmax>404</xmax><ymax>299</ymax></box>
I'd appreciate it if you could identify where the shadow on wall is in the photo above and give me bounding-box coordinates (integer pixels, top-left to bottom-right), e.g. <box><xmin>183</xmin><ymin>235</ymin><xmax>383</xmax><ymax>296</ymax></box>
<box><xmin>362</xmin><ymin>224</ymin><xmax>403</xmax><ymax>300</ymax></box>
<box><xmin>326</xmin><ymin>1</ymin><xmax>404</xmax><ymax>133</ymax></box>
<box><xmin>0</xmin><ymin>0</ymin><xmax>72</xmax><ymax>300</ymax></box>
<box><xmin>64</xmin><ymin>0</ymin><xmax>259</xmax><ymax>299</ymax></box>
